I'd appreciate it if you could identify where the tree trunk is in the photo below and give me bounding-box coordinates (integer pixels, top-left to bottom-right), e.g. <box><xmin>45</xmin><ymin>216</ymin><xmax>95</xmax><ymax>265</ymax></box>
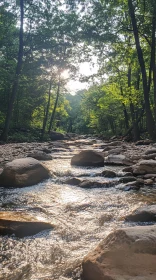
<box><xmin>1</xmin><ymin>0</ymin><xmax>24</xmax><ymax>141</ymax></box>
<box><xmin>128</xmin><ymin>0</ymin><xmax>156</xmax><ymax>139</ymax></box>
<box><xmin>41</xmin><ymin>78</ymin><xmax>52</xmax><ymax>140</ymax></box>
<box><xmin>122</xmin><ymin>103</ymin><xmax>129</xmax><ymax>130</ymax></box>
<box><xmin>128</xmin><ymin>64</ymin><xmax>140</xmax><ymax>141</ymax></box>
<box><xmin>48</xmin><ymin>79</ymin><xmax>60</xmax><ymax>133</ymax></box>
<box><xmin>152</xmin><ymin>15</ymin><xmax>156</xmax><ymax>120</ymax></box>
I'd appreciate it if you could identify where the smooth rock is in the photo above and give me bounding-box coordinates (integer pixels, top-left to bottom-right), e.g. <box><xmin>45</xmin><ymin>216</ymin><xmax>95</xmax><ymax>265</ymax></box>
<box><xmin>82</xmin><ymin>225</ymin><xmax>156</xmax><ymax>280</ymax></box>
<box><xmin>0</xmin><ymin>211</ymin><xmax>53</xmax><ymax>237</ymax></box>
<box><xmin>49</xmin><ymin>131</ymin><xmax>65</xmax><ymax>141</ymax></box>
<box><xmin>119</xmin><ymin>176</ymin><xmax>136</xmax><ymax>183</ymax></box>
<box><xmin>145</xmin><ymin>148</ymin><xmax>156</xmax><ymax>155</ymax></box>
<box><xmin>71</xmin><ymin>150</ymin><xmax>104</xmax><ymax>167</ymax></box>
<box><xmin>144</xmin><ymin>174</ymin><xmax>156</xmax><ymax>179</ymax></box>
<box><xmin>125</xmin><ymin>205</ymin><xmax>156</xmax><ymax>222</ymax></box>
<box><xmin>104</xmin><ymin>154</ymin><xmax>133</xmax><ymax>166</ymax></box>
<box><xmin>144</xmin><ymin>179</ymin><xmax>154</xmax><ymax>185</ymax></box>
<box><xmin>143</xmin><ymin>154</ymin><xmax>156</xmax><ymax>160</ymax></box>
<box><xmin>64</xmin><ymin>177</ymin><xmax>82</xmax><ymax>185</ymax></box>
<box><xmin>79</xmin><ymin>180</ymin><xmax>114</xmax><ymax>189</ymax></box>
<box><xmin>122</xmin><ymin>166</ymin><xmax>133</xmax><ymax>173</ymax></box>
<box><xmin>101</xmin><ymin>170</ymin><xmax>116</xmax><ymax>178</ymax></box>
<box><xmin>0</xmin><ymin>157</ymin><xmax>50</xmax><ymax>187</ymax></box>
<box><xmin>132</xmin><ymin>160</ymin><xmax>156</xmax><ymax>175</ymax></box>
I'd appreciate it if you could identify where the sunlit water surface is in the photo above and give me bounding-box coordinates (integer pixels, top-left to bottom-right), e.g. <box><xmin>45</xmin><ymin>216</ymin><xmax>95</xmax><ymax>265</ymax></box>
<box><xmin>0</xmin><ymin>142</ymin><xmax>156</xmax><ymax>280</ymax></box>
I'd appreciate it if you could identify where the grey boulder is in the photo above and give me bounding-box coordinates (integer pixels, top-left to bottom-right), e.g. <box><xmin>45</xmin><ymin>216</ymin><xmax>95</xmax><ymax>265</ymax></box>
<box><xmin>0</xmin><ymin>157</ymin><xmax>50</xmax><ymax>187</ymax></box>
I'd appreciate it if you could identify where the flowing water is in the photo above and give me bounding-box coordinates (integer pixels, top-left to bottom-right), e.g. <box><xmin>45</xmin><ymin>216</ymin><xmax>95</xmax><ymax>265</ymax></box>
<box><xmin>0</xmin><ymin>140</ymin><xmax>156</xmax><ymax>280</ymax></box>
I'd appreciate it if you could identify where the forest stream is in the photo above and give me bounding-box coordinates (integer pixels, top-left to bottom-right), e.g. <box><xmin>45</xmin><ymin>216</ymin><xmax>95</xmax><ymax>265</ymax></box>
<box><xmin>0</xmin><ymin>138</ymin><xmax>156</xmax><ymax>280</ymax></box>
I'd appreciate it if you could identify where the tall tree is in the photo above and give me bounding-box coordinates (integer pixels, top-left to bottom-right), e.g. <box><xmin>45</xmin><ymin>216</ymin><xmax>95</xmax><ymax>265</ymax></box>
<box><xmin>1</xmin><ymin>0</ymin><xmax>24</xmax><ymax>141</ymax></box>
<box><xmin>128</xmin><ymin>0</ymin><xmax>156</xmax><ymax>139</ymax></box>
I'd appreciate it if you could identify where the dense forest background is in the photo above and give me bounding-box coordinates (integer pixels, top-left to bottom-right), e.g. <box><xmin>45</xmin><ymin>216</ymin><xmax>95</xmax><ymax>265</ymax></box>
<box><xmin>0</xmin><ymin>0</ymin><xmax>156</xmax><ymax>142</ymax></box>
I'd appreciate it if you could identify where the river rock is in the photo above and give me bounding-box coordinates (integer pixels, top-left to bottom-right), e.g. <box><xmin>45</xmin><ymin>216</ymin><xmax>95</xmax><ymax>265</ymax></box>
<box><xmin>144</xmin><ymin>174</ymin><xmax>156</xmax><ymax>179</ymax></box>
<box><xmin>104</xmin><ymin>154</ymin><xmax>133</xmax><ymax>166</ymax></box>
<box><xmin>143</xmin><ymin>153</ymin><xmax>156</xmax><ymax>160</ymax></box>
<box><xmin>64</xmin><ymin>177</ymin><xmax>82</xmax><ymax>185</ymax></box>
<box><xmin>49</xmin><ymin>131</ymin><xmax>65</xmax><ymax>141</ymax></box>
<box><xmin>0</xmin><ymin>157</ymin><xmax>50</xmax><ymax>187</ymax></box>
<box><xmin>82</xmin><ymin>225</ymin><xmax>156</xmax><ymax>280</ymax></box>
<box><xmin>119</xmin><ymin>176</ymin><xmax>136</xmax><ymax>183</ymax></box>
<box><xmin>27</xmin><ymin>151</ymin><xmax>52</xmax><ymax>160</ymax></box>
<box><xmin>144</xmin><ymin>178</ymin><xmax>154</xmax><ymax>185</ymax></box>
<box><xmin>135</xmin><ymin>139</ymin><xmax>153</xmax><ymax>145</ymax></box>
<box><xmin>0</xmin><ymin>211</ymin><xmax>53</xmax><ymax>237</ymax></box>
<box><xmin>132</xmin><ymin>160</ymin><xmax>156</xmax><ymax>175</ymax></box>
<box><xmin>125</xmin><ymin>205</ymin><xmax>156</xmax><ymax>222</ymax></box>
<box><xmin>101</xmin><ymin>170</ymin><xmax>116</xmax><ymax>178</ymax></box>
<box><xmin>122</xmin><ymin>166</ymin><xmax>133</xmax><ymax>173</ymax></box>
<box><xmin>145</xmin><ymin>148</ymin><xmax>156</xmax><ymax>155</ymax></box>
<box><xmin>71</xmin><ymin>150</ymin><xmax>104</xmax><ymax>167</ymax></box>
<box><xmin>79</xmin><ymin>180</ymin><xmax>114</xmax><ymax>189</ymax></box>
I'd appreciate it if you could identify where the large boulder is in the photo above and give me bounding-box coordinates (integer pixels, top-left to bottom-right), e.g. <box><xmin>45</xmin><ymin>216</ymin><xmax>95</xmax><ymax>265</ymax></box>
<box><xmin>71</xmin><ymin>150</ymin><xmax>104</xmax><ymax>167</ymax></box>
<box><xmin>132</xmin><ymin>160</ymin><xmax>156</xmax><ymax>175</ymax></box>
<box><xmin>49</xmin><ymin>131</ymin><xmax>65</xmax><ymax>141</ymax></box>
<box><xmin>125</xmin><ymin>205</ymin><xmax>156</xmax><ymax>222</ymax></box>
<box><xmin>0</xmin><ymin>211</ymin><xmax>53</xmax><ymax>237</ymax></box>
<box><xmin>82</xmin><ymin>226</ymin><xmax>156</xmax><ymax>280</ymax></box>
<box><xmin>0</xmin><ymin>157</ymin><xmax>50</xmax><ymax>187</ymax></box>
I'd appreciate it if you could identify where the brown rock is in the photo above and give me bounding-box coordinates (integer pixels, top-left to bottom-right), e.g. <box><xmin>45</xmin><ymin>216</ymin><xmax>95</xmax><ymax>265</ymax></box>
<box><xmin>78</xmin><ymin>180</ymin><xmax>114</xmax><ymax>189</ymax></box>
<box><xmin>132</xmin><ymin>160</ymin><xmax>156</xmax><ymax>175</ymax></box>
<box><xmin>71</xmin><ymin>150</ymin><xmax>104</xmax><ymax>167</ymax></box>
<box><xmin>64</xmin><ymin>177</ymin><xmax>81</xmax><ymax>185</ymax></box>
<box><xmin>0</xmin><ymin>157</ymin><xmax>50</xmax><ymax>187</ymax></box>
<box><xmin>122</xmin><ymin>166</ymin><xmax>133</xmax><ymax>173</ymax></box>
<box><xmin>145</xmin><ymin>148</ymin><xmax>156</xmax><ymax>155</ymax></box>
<box><xmin>119</xmin><ymin>176</ymin><xmax>136</xmax><ymax>183</ymax></box>
<box><xmin>125</xmin><ymin>205</ymin><xmax>156</xmax><ymax>222</ymax></box>
<box><xmin>104</xmin><ymin>154</ymin><xmax>133</xmax><ymax>166</ymax></box>
<box><xmin>82</xmin><ymin>226</ymin><xmax>156</xmax><ymax>280</ymax></box>
<box><xmin>49</xmin><ymin>131</ymin><xmax>65</xmax><ymax>140</ymax></box>
<box><xmin>101</xmin><ymin>170</ymin><xmax>116</xmax><ymax>178</ymax></box>
<box><xmin>0</xmin><ymin>211</ymin><xmax>53</xmax><ymax>237</ymax></box>
<box><xmin>144</xmin><ymin>174</ymin><xmax>156</xmax><ymax>179</ymax></box>
<box><xmin>144</xmin><ymin>179</ymin><xmax>154</xmax><ymax>185</ymax></box>
<box><xmin>143</xmin><ymin>154</ymin><xmax>156</xmax><ymax>160</ymax></box>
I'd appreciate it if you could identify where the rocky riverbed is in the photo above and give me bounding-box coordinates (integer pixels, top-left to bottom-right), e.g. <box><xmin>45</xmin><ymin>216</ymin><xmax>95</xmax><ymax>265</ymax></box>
<box><xmin>0</xmin><ymin>137</ymin><xmax>156</xmax><ymax>279</ymax></box>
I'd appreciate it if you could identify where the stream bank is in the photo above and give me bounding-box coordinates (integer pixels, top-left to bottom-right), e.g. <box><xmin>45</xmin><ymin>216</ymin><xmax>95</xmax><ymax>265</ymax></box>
<box><xmin>0</xmin><ymin>137</ymin><xmax>156</xmax><ymax>280</ymax></box>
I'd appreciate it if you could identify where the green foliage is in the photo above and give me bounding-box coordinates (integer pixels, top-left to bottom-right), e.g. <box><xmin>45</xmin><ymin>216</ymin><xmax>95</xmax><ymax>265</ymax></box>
<box><xmin>0</xmin><ymin>0</ymin><xmax>156</xmax><ymax>141</ymax></box>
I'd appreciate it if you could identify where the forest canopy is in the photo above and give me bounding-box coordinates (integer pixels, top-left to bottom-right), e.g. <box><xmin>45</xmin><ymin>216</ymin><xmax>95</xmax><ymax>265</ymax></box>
<box><xmin>0</xmin><ymin>0</ymin><xmax>156</xmax><ymax>141</ymax></box>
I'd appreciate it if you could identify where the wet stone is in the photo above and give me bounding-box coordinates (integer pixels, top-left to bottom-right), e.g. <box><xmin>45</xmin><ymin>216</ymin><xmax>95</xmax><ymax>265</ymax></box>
<box><xmin>0</xmin><ymin>211</ymin><xmax>53</xmax><ymax>237</ymax></box>
<box><xmin>119</xmin><ymin>176</ymin><xmax>136</xmax><ymax>183</ymax></box>
<box><xmin>64</xmin><ymin>177</ymin><xmax>82</xmax><ymax>186</ymax></box>
<box><xmin>78</xmin><ymin>180</ymin><xmax>114</xmax><ymax>189</ymax></box>
<box><xmin>101</xmin><ymin>170</ymin><xmax>116</xmax><ymax>178</ymax></box>
<box><xmin>71</xmin><ymin>150</ymin><xmax>104</xmax><ymax>167</ymax></box>
<box><xmin>125</xmin><ymin>205</ymin><xmax>156</xmax><ymax>222</ymax></box>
